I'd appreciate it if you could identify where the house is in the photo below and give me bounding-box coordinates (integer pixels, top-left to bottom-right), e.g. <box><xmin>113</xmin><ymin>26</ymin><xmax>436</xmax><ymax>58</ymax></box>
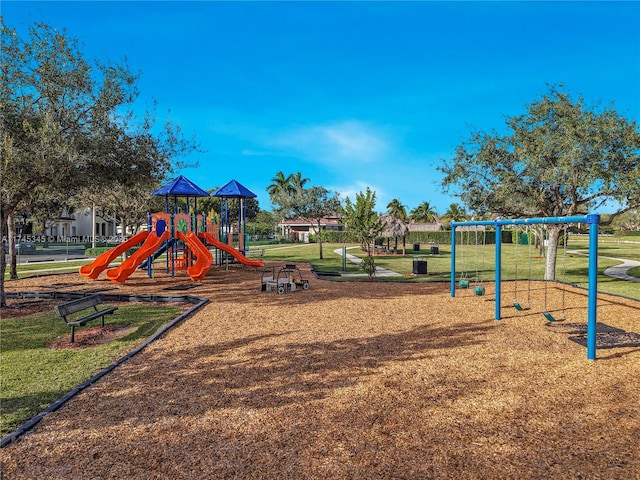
<box><xmin>25</xmin><ymin>208</ymin><xmax>120</xmax><ymax>244</ymax></box>
<box><xmin>277</xmin><ymin>214</ymin><xmax>344</xmax><ymax>243</ymax></box>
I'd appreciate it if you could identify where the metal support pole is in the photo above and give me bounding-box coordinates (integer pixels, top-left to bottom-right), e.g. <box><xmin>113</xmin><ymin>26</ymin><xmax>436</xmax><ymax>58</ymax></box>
<box><xmin>147</xmin><ymin>212</ymin><xmax>153</xmax><ymax>278</ymax></box>
<box><xmin>587</xmin><ymin>214</ymin><xmax>600</xmax><ymax>360</ymax></box>
<box><xmin>450</xmin><ymin>227</ymin><xmax>457</xmax><ymax>297</ymax></box>
<box><xmin>495</xmin><ymin>223</ymin><xmax>502</xmax><ymax>320</ymax></box>
<box><xmin>342</xmin><ymin>245</ymin><xmax>347</xmax><ymax>271</ymax></box>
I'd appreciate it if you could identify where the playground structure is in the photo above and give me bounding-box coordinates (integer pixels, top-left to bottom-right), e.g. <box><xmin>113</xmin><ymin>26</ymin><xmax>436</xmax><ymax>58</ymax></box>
<box><xmin>261</xmin><ymin>264</ymin><xmax>310</xmax><ymax>294</ymax></box>
<box><xmin>79</xmin><ymin>176</ymin><xmax>264</xmax><ymax>283</ymax></box>
<box><xmin>450</xmin><ymin>214</ymin><xmax>601</xmax><ymax>360</ymax></box>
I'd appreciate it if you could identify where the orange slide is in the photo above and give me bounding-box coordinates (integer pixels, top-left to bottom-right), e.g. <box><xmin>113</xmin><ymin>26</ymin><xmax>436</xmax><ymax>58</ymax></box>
<box><xmin>176</xmin><ymin>231</ymin><xmax>213</xmax><ymax>281</ymax></box>
<box><xmin>105</xmin><ymin>229</ymin><xmax>171</xmax><ymax>283</ymax></box>
<box><xmin>80</xmin><ymin>230</ymin><xmax>149</xmax><ymax>280</ymax></box>
<box><xmin>198</xmin><ymin>231</ymin><xmax>265</xmax><ymax>268</ymax></box>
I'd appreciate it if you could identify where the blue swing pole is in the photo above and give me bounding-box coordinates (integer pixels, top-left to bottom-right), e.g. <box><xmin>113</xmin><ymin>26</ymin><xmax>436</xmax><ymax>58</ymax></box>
<box><xmin>450</xmin><ymin>226</ymin><xmax>457</xmax><ymax>298</ymax></box>
<box><xmin>587</xmin><ymin>214</ymin><xmax>599</xmax><ymax>360</ymax></box>
<box><xmin>495</xmin><ymin>223</ymin><xmax>502</xmax><ymax>320</ymax></box>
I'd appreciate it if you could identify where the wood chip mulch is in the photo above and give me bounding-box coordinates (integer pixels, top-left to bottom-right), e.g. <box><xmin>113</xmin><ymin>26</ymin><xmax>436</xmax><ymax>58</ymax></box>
<box><xmin>1</xmin><ymin>265</ymin><xmax>639</xmax><ymax>479</ymax></box>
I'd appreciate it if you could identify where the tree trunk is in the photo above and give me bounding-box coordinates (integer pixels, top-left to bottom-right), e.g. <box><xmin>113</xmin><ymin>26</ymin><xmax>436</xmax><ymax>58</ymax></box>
<box><xmin>8</xmin><ymin>213</ymin><xmax>18</xmax><ymax>280</ymax></box>
<box><xmin>0</xmin><ymin>208</ymin><xmax>7</xmax><ymax>307</ymax></box>
<box><xmin>535</xmin><ymin>227</ymin><xmax>544</xmax><ymax>257</ymax></box>
<box><xmin>121</xmin><ymin>217</ymin><xmax>130</xmax><ymax>260</ymax></box>
<box><xmin>544</xmin><ymin>225</ymin><xmax>562</xmax><ymax>281</ymax></box>
<box><xmin>317</xmin><ymin>222</ymin><xmax>323</xmax><ymax>259</ymax></box>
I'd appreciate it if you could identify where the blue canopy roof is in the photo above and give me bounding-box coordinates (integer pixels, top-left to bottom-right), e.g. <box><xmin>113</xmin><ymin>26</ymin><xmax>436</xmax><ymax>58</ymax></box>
<box><xmin>212</xmin><ymin>179</ymin><xmax>257</xmax><ymax>198</ymax></box>
<box><xmin>152</xmin><ymin>175</ymin><xmax>210</xmax><ymax>197</ymax></box>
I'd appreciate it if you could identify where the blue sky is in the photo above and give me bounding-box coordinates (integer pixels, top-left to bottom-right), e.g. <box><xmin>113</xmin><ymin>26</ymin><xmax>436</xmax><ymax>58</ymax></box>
<box><xmin>4</xmin><ymin>1</ymin><xmax>640</xmax><ymax>214</ymax></box>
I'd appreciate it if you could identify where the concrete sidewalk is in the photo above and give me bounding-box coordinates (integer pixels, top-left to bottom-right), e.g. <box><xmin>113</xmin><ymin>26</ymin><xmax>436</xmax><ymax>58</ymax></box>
<box><xmin>569</xmin><ymin>250</ymin><xmax>640</xmax><ymax>283</ymax></box>
<box><xmin>333</xmin><ymin>247</ymin><xmax>402</xmax><ymax>277</ymax></box>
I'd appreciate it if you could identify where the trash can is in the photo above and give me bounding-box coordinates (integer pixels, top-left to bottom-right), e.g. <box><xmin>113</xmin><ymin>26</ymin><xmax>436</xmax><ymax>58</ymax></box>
<box><xmin>412</xmin><ymin>256</ymin><xmax>427</xmax><ymax>274</ymax></box>
<box><xmin>430</xmin><ymin>244</ymin><xmax>439</xmax><ymax>255</ymax></box>
<box><xmin>413</xmin><ymin>242</ymin><xmax>420</xmax><ymax>252</ymax></box>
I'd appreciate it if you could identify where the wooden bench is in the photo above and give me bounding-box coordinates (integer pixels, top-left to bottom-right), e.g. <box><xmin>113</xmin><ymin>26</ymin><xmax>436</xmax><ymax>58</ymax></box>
<box><xmin>55</xmin><ymin>295</ymin><xmax>118</xmax><ymax>343</ymax></box>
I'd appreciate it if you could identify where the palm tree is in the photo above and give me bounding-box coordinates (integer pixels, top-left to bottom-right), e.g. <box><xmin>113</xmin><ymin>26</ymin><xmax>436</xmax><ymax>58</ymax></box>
<box><xmin>290</xmin><ymin>172</ymin><xmax>309</xmax><ymax>193</ymax></box>
<box><xmin>267</xmin><ymin>171</ymin><xmax>293</xmax><ymax>205</ymax></box>
<box><xmin>267</xmin><ymin>171</ymin><xmax>294</xmax><ymax>238</ymax></box>
<box><xmin>410</xmin><ymin>201</ymin><xmax>439</xmax><ymax>223</ymax></box>
<box><xmin>442</xmin><ymin>203</ymin><xmax>468</xmax><ymax>225</ymax></box>
<box><xmin>386</xmin><ymin>198</ymin><xmax>408</xmax><ymax>253</ymax></box>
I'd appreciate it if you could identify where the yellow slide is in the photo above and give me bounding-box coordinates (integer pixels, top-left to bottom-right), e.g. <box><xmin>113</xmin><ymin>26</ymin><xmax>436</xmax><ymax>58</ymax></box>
<box><xmin>79</xmin><ymin>230</ymin><xmax>149</xmax><ymax>280</ymax></box>
<box><xmin>176</xmin><ymin>231</ymin><xmax>213</xmax><ymax>281</ymax></box>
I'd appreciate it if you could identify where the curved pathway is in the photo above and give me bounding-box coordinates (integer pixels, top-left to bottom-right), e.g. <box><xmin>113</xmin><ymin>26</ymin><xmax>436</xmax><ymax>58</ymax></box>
<box><xmin>333</xmin><ymin>247</ymin><xmax>402</xmax><ymax>277</ymax></box>
<box><xmin>602</xmin><ymin>258</ymin><xmax>640</xmax><ymax>282</ymax></box>
<box><xmin>569</xmin><ymin>250</ymin><xmax>640</xmax><ymax>283</ymax></box>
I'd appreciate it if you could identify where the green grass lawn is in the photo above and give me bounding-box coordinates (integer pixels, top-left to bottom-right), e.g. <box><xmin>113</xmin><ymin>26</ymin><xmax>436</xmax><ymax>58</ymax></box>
<box><xmin>261</xmin><ymin>239</ymin><xmax>639</xmax><ymax>298</ymax></box>
<box><xmin>0</xmin><ymin>304</ymin><xmax>182</xmax><ymax>436</ymax></box>
<box><xmin>3</xmin><ymin>260</ymin><xmax>91</xmax><ymax>279</ymax></box>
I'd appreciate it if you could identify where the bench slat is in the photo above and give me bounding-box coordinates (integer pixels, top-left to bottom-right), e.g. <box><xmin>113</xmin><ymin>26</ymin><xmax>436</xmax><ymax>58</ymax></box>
<box><xmin>66</xmin><ymin>307</ymin><xmax>118</xmax><ymax>326</ymax></box>
<box><xmin>55</xmin><ymin>295</ymin><xmax>101</xmax><ymax>318</ymax></box>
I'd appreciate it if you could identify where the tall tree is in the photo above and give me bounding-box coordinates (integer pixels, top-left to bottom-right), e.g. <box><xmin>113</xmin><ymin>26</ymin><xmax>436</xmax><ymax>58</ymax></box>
<box><xmin>386</xmin><ymin>198</ymin><xmax>408</xmax><ymax>253</ymax></box>
<box><xmin>441</xmin><ymin>203</ymin><xmax>468</xmax><ymax>225</ymax></box>
<box><xmin>340</xmin><ymin>187</ymin><xmax>383</xmax><ymax>255</ymax></box>
<box><xmin>410</xmin><ymin>201</ymin><xmax>439</xmax><ymax>223</ymax></box>
<box><xmin>439</xmin><ymin>86</ymin><xmax>640</xmax><ymax>279</ymax></box>
<box><xmin>289</xmin><ymin>186</ymin><xmax>340</xmax><ymax>259</ymax></box>
<box><xmin>0</xmin><ymin>20</ymin><xmax>138</xmax><ymax>304</ymax></box>
<box><xmin>270</xmin><ymin>172</ymin><xmax>339</xmax><ymax>258</ymax></box>
<box><xmin>290</xmin><ymin>172</ymin><xmax>310</xmax><ymax>192</ymax></box>
<box><xmin>267</xmin><ymin>171</ymin><xmax>293</xmax><ymax>216</ymax></box>
<box><xmin>0</xmin><ymin>20</ymin><xmax>198</xmax><ymax>306</ymax></box>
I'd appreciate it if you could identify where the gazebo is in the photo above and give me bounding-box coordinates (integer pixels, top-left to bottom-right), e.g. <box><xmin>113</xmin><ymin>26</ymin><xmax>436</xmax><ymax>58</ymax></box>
<box><xmin>379</xmin><ymin>215</ymin><xmax>409</xmax><ymax>254</ymax></box>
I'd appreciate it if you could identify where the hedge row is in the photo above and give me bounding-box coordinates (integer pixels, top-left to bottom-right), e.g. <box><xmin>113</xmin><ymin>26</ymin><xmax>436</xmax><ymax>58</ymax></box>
<box><xmin>318</xmin><ymin>230</ymin><xmax>514</xmax><ymax>245</ymax></box>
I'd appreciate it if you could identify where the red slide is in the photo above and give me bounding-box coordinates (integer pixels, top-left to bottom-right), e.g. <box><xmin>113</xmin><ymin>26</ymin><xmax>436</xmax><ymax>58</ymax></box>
<box><xmin>198</xmin><ymin>231</ymin><xmax>265</xmax><ymax>268</ymax></box>
<box><xmin>79</xmin><ymin>230</ymin><xmax>149</xmax><ymax>280</ymax></box>
<box><xmin>105</xmin><ymin>229</ymin><xmax>171</xmax><ymax>283</ymax></box>
<box><xmin>176</xmin><ymin>231</ymin><xmax>213</xmax><ymax>281</ymax></box>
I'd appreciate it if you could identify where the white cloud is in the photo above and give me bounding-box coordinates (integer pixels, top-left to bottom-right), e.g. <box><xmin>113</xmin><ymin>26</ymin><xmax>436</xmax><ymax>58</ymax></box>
<box><xmin>270</xmin><ymin>120</ymin><xmax>389</xmax><ymax>165</ymax></box>
<box><xmin>241</xmin><ymin>149</ymin><xmax>272</xmax><ymax>156</ymax></box>
<box><xmin>329</xmin><ymin>180</ymin><xmax>389</xmax><ymax>209</ymax></box>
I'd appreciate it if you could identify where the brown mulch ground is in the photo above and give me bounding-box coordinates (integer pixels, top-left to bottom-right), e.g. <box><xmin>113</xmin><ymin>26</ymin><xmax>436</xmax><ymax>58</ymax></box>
<box><xmin>1</xmin><ymin>264</ymin><xmax>639</xmax><ymax>479</ymax></box>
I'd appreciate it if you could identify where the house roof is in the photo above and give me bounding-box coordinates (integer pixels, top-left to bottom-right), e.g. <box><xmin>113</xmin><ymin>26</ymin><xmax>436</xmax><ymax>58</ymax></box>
<box><xmin>212</xmin><ymin>179</ymin><xmax>257</xmax><ymax>198</ymax></box>
<box><xmin>278</xmin><ymin>217</ymin><xmax>342</xmax><ymax>227</ymax></box>
<box><xmin>152</xmin><ymin>175</ymin><xmax>210</xmax><ymax>197</ymax></box>
<box><xmin>408</xmin><ymin>222</ymin><xmax>443</xmax><ymax>232</ymax></box>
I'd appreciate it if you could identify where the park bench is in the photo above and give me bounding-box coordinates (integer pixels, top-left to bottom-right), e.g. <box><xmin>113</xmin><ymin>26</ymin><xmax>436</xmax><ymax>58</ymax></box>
<box><xmin>245</xmin><ymin>249</ymin><xmax>264</xmax><ymax>261</ymax></box>
<box><xmin>55</xmin><ymin>295</ymin><xmax>118</xmax><ymax>343</ymax></box>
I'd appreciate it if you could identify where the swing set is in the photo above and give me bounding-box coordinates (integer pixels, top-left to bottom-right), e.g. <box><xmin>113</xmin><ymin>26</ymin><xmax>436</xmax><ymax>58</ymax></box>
<box><xmin>450</xmin><ymin>214</ymin><xmax>601</xmax><ymax>360</ymax></box>
<box><xmin>512</xmin><ymin>224</ymin><xmax>569</xmax><ymax>322</ymax></box>
<box><xmin>457</xmin><ymin>226</ymin><xmax>486</xmax><ymax>296</ymax></box>
<box><xmin>512</xmin><ymin>225</ymin><xmax>532</xmax><ymax>311</ymax></box>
